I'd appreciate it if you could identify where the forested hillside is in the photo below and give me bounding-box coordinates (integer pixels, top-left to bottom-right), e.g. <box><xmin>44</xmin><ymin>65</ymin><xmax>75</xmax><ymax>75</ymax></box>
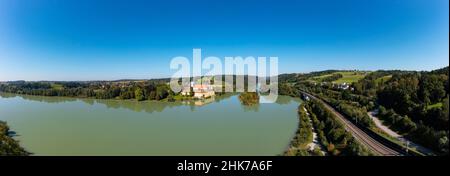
<box><xmin>279</xmin><ymin>67</ymin><xmax>449</xmax><ymax>155</ymax></box>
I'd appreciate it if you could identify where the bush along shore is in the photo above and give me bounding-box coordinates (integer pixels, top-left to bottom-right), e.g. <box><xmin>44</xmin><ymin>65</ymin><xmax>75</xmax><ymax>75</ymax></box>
<box><xmin>284</xmin><ymin>103</ymin><xmax>325</xmax><ymax>156</ymax></box>
<box><xmin>0</xmin><ymin>120</ymin><xmax>30</xmax><ymax>156</ymax></box>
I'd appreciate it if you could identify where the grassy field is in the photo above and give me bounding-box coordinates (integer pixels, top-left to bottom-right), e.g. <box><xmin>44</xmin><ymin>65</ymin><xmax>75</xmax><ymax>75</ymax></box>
<box><xmin>311</xmin><ymin>71</ymin><xmax>368</xmax><ymax>84</ymax></box>
<box><xmin>375</xmin><ymin>75</ymin><xmax>392</xmax><ymax>84</ymax></box>
<box><xmin>310</xmin><ymin>73</ymin><xmax>339</xmax><ymax>82</ymax></box>
<box><xmin>333</xmin><ymin>72</ymin><xmax>367</xmax><ymax>84</ymax></box>
<box><xmin>51</xmin><ymin>83</ymin><xmax>63</xmax><ymax>90</ymax></box>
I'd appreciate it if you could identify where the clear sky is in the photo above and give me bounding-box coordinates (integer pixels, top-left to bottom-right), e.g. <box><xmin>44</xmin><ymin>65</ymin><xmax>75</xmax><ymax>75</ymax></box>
<box><xmin>0</xmin><ymin>0</ymin><xmax>448</xmax><ymax>81</ymax></box>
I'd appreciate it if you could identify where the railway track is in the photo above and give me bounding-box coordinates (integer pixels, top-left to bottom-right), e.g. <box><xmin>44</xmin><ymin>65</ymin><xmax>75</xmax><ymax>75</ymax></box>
<box><xmin>300</xmin><ymin>91</ymin><xmax>403</xmax><ymax>156</ymax></box>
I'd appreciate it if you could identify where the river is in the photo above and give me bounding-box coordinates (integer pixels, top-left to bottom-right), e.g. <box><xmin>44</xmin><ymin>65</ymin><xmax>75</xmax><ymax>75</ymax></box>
<box><xmin>0</xmin><ymin>93</ymin><xmax>300</xmax><ymax>156</ymax></box>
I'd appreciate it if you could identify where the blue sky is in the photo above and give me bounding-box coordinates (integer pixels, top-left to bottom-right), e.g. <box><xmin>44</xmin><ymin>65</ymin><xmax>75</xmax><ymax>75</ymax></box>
<box><xmin>0</xmin><ymin>0</ymin><xmax>448</xmax><ymax>81</ymax></box>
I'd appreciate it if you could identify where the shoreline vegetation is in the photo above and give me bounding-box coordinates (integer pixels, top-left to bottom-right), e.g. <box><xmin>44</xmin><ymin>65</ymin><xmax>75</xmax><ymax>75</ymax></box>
<box><xmin>0</xmin><ymin>76</ymin><xmax>249</xmax><ymax>102</ymax></box>
<box><xmin>0</xmin><ymin>80</ymin><xmax>230</xmax><ymax>104</ymax></box>
<box><xmin>284</xmin><ymin>104</ymin><xmax>322</xmax><ymax>156</ymax></box>
<box><xmin>0</xmin><ymin>121</ymin><xmax>30</xmax><ymax>156</ymax></box>
<box><xmin>0</xmin><ymin>79</ymin><xmax>184</xmax><ymax>102</ymax></box>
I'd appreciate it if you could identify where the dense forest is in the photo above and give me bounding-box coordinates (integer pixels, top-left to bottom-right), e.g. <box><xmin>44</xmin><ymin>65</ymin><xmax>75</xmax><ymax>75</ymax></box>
<box><xmin>374</xmin><ymin>68</ymin><xmax>448</xmax><ymax>154</ymax></box>
<box><xmin>0</xmin><ymin>79</ymin><xmax>175</xmax><ymax>101</ymax></box>
<box><xmin>279</xmin><ymin>66</ymin><xmax>449</xmax><ymax>155</ymax></box>
<box><xmin>0</xmin><ymin>121</ymin><xmax>30</xmax><ymax>156</ymax></box>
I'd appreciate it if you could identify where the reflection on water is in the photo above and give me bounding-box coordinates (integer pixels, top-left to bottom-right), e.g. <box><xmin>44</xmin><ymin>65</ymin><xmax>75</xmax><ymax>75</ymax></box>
<box><xmin>1</xmin><ymin>92</ymin><xmax>299</xmax><ymax>114</ymax></box>
<box><xmin>0</xmin><ymin>92</ymin><xmax>240</xmax><ymax>113</ymax></box>
<box><xmin>0</xmin><ymin>93</ymin><xmax>78</xmax><ymax>103</ymax></box>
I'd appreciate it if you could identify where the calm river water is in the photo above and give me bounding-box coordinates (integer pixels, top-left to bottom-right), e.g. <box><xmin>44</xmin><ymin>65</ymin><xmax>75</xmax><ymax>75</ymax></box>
<box><xmin>0</xmin><ymin>93</ymin><xmax>300</xmax><ymax>156</ymax></box>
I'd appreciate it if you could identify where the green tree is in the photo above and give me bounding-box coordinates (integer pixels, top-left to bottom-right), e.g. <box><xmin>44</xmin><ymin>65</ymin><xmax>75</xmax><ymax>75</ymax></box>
<box><xmin>419</xmin><ymin>74</ymin><xmax>446</xmax><ymax>104</ymax></box>
<box><xmin>238</xmin><ymin>92</ymin><xmax>260</xmax><ymax>106</ymax></box>
<box><xmin>148</xmin><ymin>91</ymin><xmax>157</xmax><ymax>100</ymax></box>
<box><xmin>155</xmin><ymin>85</ymin><xmax>169</xmax><ymax>100</ymax></box>
<box><xmin>442</xmin><ymin>96</ymin><xmax>449</xmax><ymax>125</ymax></box>
<box><xmin>135</xmin><ymin>87</ymin><xmax>145</xmax><ymax>101</ymax></box>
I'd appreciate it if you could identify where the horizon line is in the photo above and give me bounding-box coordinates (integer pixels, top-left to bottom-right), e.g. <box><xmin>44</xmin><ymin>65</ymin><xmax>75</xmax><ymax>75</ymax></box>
<box><xmin>1</xmin><ymin>66</ymin><xmax>447</xmax><ymax>82</ymax></box>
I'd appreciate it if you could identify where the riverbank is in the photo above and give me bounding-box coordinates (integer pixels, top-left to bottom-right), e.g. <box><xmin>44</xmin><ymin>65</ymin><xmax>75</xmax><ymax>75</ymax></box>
<box><xmin>305</xmin><ymin>107</ymin><xmax>327</xmax><ymax>156</ymax></box>
<box><xmin>284</xmin><ymin>103</ymin><xmax>325</xmax><ymax>156</ymax></box>
<box><xmin>0</xmin><ymin>120</ymin><xmax>30</xmax><ymax>156</ymax></box>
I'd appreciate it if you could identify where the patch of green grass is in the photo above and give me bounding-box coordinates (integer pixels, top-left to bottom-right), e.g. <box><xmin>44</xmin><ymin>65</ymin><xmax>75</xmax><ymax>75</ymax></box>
<box><xmin>310</xmin><ymin>73</ymin><xmax>337</xmax><ymax>82</ymax></box>
<box><xmin>333</xmin><ymin>72</ymin><xmax>367</xmax><ymax>84</ymax></box>
<box><xmin>309</xmin><ymin>71</ymin><xmax>368</xmax><ymax>84</ymax></box>
<box><xmin>173</xmin><ymin>94</ymin><xmax>187</xmax><ymax>101</ymax></box>
<box><xmin>375</xmin><ymin>75</ymin><xmax>392</xmax><ymax>84</ymax></box>
<box><xmin>51</xmin><ymin>84</ymin><xmax>63</xmax><ymax>90</ymax></box>
<box><xmin>427</xmin><ymin>102</ymin><xmax>443</xmax><ymax>110</ymax></box>
<box><xmin>314</xmin><ymin>74</ymin><xmax>335</xmax><ymax>79</ymax></box>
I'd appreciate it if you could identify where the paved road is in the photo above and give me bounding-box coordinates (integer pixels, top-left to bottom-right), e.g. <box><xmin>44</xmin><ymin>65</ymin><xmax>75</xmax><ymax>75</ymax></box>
<box><xmin>300</xmin><ymin>91</ymin><xmax>402</xmax><ymax>156</ymax></box>
<box><xmin>368</xmin><ymin>111</ymin><xmax>401</xmax><ymax>138</ymax></box>
<box><xmin>368</xmin><ymin>111</ymin><xmax>434</xmax><ymax>155</ymax></box>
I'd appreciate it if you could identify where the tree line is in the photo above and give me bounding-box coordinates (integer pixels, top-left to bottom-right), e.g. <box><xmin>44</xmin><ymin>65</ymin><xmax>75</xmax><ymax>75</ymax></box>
<box><xmin>0</xmin><ymin>80</ymin><xmax>174</xmax><ymax>102</ymax></box>
<box><xmin>284</xmin><ymin>104</ymin><xmax>321</xmax><ymax>156</ymax></box>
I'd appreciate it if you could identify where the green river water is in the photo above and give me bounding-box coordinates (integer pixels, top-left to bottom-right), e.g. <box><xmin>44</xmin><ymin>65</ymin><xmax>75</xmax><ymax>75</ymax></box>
<box><xmin>0</xmin><ymin>93</ymin><xmax>300</xmax><ymax>156</ymax></box>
